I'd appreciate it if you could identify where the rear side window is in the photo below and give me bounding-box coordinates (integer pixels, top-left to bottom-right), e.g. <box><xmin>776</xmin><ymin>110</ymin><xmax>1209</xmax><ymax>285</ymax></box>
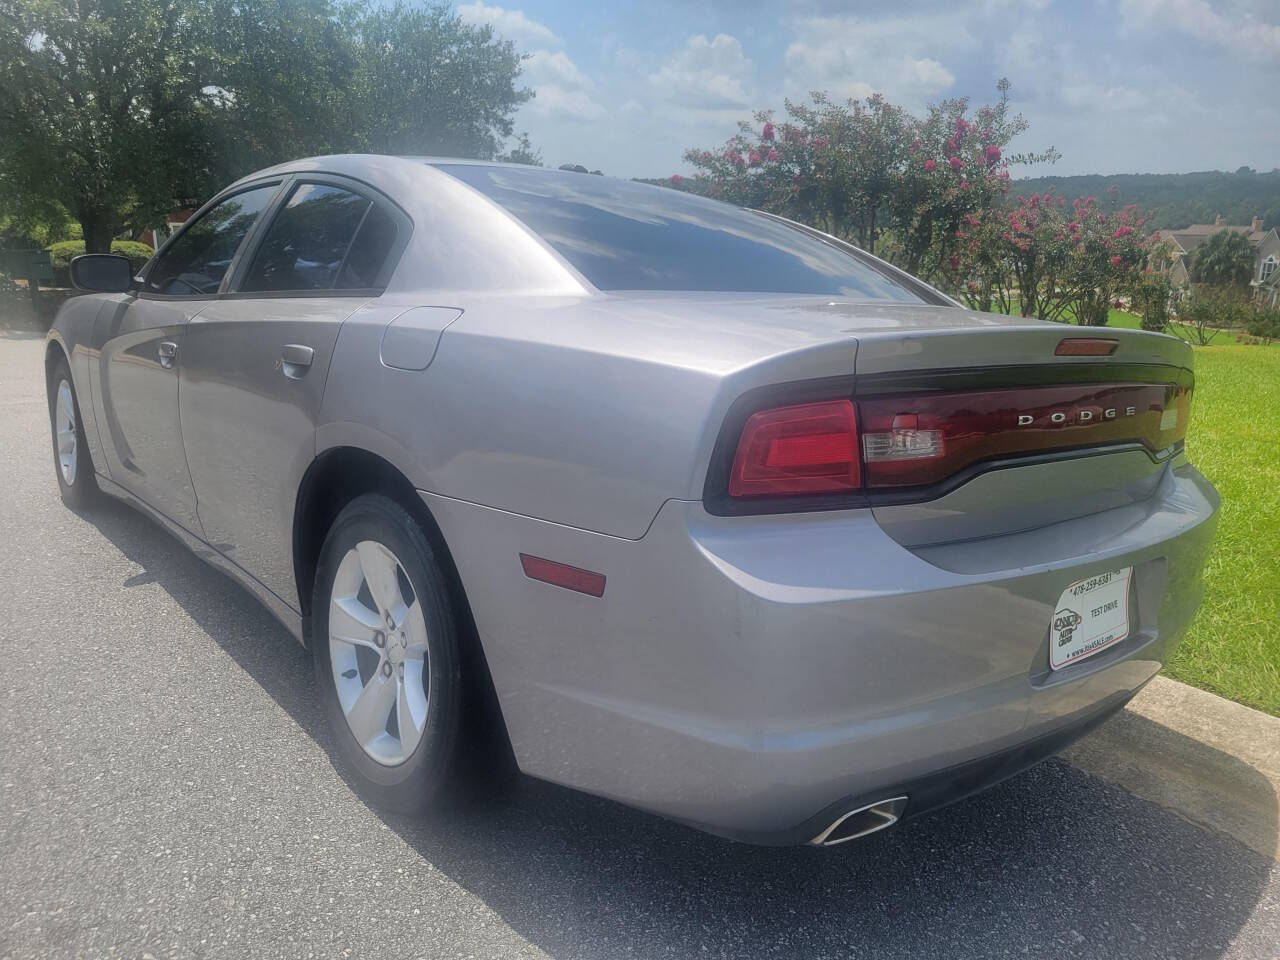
<box><xmin>241</xmin><ymin>183</ymin><xmax>373</xmax><ymax>292</ymax></box>
<box><xmin>436</xmin><ymin>164</ymin><xmax>924</xmax><ymax>300</ymax></box>
<box><xmin>145</xmin><ymin>184</ymin><xmax>279</xmax><ymax>295</ymax></box>
<box><xmin>336</xmin><ymin>204</ymin><xmax>398</xmax><ymax>290</ymax></box>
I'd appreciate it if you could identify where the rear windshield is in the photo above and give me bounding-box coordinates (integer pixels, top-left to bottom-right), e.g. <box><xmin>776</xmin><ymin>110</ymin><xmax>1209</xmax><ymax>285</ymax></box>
<box><xmin>436</xmin><ymin>164</ymin><xmax>923</xmax><ymax>300</ymax></box>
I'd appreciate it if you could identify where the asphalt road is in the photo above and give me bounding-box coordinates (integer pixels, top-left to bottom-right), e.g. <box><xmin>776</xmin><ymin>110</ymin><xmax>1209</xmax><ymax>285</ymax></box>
<box><xmin>1</xmin><ymin>326</ymin><xmax>1277</xmax><ymax>960</ymax></box>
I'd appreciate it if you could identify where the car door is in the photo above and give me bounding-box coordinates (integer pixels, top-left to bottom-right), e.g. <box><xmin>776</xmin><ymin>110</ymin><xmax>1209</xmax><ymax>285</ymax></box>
<box><xmin>178</xmin><ymin>177</ymin><xmax>409</xmax><ymax>607</ymax></box>
<box><xmin>92</xmin><ymin>183</ymin><xmax>282</xmax><ymax>532</ymax></box>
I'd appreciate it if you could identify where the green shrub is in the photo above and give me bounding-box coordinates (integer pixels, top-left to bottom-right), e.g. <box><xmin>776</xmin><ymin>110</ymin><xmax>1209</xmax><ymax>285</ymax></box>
<box><xmin>1245</xmin><ymin>304</ymin><xmax>1280</xmax><ymax>341</ymax></box>
<box><xmin>46</xmin><ymin>240</ymin><xmax>153</xmax><ymax>286</ymax></box>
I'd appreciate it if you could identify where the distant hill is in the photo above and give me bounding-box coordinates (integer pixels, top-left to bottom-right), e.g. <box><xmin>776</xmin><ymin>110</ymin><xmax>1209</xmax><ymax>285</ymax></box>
<box><xmin>1010</xmin><ymin>168</ymin><xmax>1280</xmax><ymax>231</ymax></box>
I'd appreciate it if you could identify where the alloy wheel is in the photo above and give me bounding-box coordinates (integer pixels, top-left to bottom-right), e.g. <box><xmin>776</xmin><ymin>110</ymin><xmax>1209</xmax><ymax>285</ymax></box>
<box><xmin>328</xmin><ymin>540</ymin><xmax>430</xmax><ymax>766</ymax></box>
<box><xmin>55</xmin><ymin>379</ymin><xmax>77</xmax><ymax>485</ymax></box>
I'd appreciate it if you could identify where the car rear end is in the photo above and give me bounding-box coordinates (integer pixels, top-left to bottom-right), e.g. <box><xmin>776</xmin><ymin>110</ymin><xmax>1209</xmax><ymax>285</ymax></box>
<box><xmin>679</xmin><ymin>320</ymin><xmax>1218</xmax><ymax>843</ymax></box>
<box><xmin>414</xmin><ymin>164</ymin><xmax>1219</xmax><ymax>844</ymax></box>
<box><xmin>429</xmin><ymin>315</ymin><xmax>1218</xmax><ymax>845</ymax></box>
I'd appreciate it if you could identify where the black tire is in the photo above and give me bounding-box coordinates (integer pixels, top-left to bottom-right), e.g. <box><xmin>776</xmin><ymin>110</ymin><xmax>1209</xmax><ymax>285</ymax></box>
<box><xmin>312</xmin><ymin>493</ymin><xmax>465</xmax><ymax>814</ymax></box>
<box><xmin>47</xmin><ymin>354</ymin><xmax>99</xmax><ymax>510</ymax></box>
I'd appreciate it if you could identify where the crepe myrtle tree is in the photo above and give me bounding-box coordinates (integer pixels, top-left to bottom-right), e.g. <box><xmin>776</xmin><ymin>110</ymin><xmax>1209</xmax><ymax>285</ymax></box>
<box><xmin>674</xmin><ymin>79</ymin><xmax>1057</xmax><ymax>281</ymax></box>
<box><xmin>942</xmin><ymin>191</ymin><xmax>1161</xmax><ymax>325</ymax></box>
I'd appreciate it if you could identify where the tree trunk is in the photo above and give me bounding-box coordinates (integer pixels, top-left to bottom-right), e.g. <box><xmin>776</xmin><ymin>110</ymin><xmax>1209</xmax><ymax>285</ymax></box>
<box><xmin>79</xmin><ymin>211</ymin><xmax>115</xmax><ymax>254</ymax></box>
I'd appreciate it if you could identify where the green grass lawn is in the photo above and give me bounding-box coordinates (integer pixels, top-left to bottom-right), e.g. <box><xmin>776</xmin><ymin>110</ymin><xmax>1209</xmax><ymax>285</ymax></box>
<box><xmin>1164</xmin><ymin>344</ymin><xmax>1280</xmax><ymax>715</ymax></box>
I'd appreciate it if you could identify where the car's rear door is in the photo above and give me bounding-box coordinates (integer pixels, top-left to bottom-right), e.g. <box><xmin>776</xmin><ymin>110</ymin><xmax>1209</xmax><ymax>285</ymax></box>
<box><xmin>177</xmin><ymin>175</ymin><xmax>409</xmax><ymax>607</ymax></box>
<box><xmin>92</xmin><ymin>183</ymin><xmax>282</xmax><ymax>533</ymax></box>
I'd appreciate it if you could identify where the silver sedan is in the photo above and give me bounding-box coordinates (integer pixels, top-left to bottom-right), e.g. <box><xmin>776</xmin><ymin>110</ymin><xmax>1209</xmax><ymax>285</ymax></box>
<box><xmin>46</xmin><ymin>156</ymin><xmax>1219</xmax><ymax>845</ymax></box>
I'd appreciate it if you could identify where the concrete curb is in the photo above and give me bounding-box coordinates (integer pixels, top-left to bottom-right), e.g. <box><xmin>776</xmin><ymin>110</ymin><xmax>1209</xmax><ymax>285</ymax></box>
<box><xmin>1063</xmin><ymin>675</ymin><xmax>1280</xmax><ymax>860</ymax></box>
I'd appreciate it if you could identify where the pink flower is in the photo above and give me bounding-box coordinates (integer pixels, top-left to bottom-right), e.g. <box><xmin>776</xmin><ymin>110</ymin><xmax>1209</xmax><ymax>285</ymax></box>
<box><xmin>748</xmin><ymin>149</ymin><xmax>761</xmax><ymax>166</ymax></box>
<box><xmin>949</xmin><ymin>155</ymin><xmax>963</xmax><ymax>171</ymax></box>
<box><xmin>1069</xmin><ymin>222</ymin><xmax>1080</xmax><ymax>232</ymax></box>
<box><xmin>1097</xmin><ymin>213</ymin><xmax>1106</xmax><ymax>225</ymax></box>
<box><xmin>945</xmin><ymin>137</ymin><xmax>957</xmax><ymax>155</ymax></box>
<box><xmin>948</xmin><ymin>255</ymin><xmax>961</xmax><ymax>269</ymax></box>
<box><xmin>1107</xmin><ymin>184</ymin><xmax>1118</xmax><ymax>194</ymax></box>
<box><xmin>924</xmin><ymin>158</ymin><xmax>937</xmax><ymax>172</ymax></box>
<box><xmin>762</xmin><ymin>121</ymin><xmax>775</xmax><ymax>141</ymax></box>
<box><xmin>766</xmin><ymin>149</ymin><xmax>779</xmax><ymax>162</ymax></box>
<box><xmin>1113</xmin><ymin>226</ymin><xmax>1133</xmax><ymax>238</ymax></box>
<box><xmin>909</xmin><ymin>138</ymin><xmax>922</xmax><ymax>153</ymax></box>
<box><xmin>984</xmin><ymin>144</ymin><xmax>1001</xmax><ymax>165</ymax></box>
<box><xmin>814</xmin><ymin>136</ymin><xmax>830</xmax><ymax>149</ymax></box>
<box><xmin>670</xmin><ymin>174</ymin><xmax>683</xmax><ymax>186</ymax></box>
<box><xmin>955</xmin><ymin>117</ymin><xmax>969</xmax><ymax>137</ymax></box>
<box><xmin>1110</xmin><ymin>255</ymin><xmax>1123</xmax><ymax>266</ymax></box>
<box><xmin>959</xmin><ymin>179</ymin><xmax>970</xmax><ymax>189</ymax></box>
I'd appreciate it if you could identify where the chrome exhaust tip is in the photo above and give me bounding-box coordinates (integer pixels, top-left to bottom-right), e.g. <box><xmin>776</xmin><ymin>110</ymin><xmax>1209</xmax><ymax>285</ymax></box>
<box><xmin>809</xmin><ymin>796</ymin><xmax>908</xmax><ymax>846</ymax></box>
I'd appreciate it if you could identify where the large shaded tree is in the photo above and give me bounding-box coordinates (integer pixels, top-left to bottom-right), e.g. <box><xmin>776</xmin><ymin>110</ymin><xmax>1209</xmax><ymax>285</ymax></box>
<box><xmin>0</xmin><ymin>0</ymin><xmax>221</xmax><ymax>251</ymax></box>
<box><xmin>0</xmin><ymin>0</ymin><xmax>532</xmax><ymax>252</ymax></box>
<box><xmin>1190</xmin><ymin>228</ymin><xmax>1257</xmax><ymax>287</ymax></box>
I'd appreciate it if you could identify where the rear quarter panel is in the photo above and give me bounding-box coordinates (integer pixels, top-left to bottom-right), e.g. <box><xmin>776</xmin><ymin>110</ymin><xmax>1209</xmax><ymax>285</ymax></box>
<box><xmin>319</xmin><ymin>294</ymin><xmax>860</xmax><ymax>538</ymax></box>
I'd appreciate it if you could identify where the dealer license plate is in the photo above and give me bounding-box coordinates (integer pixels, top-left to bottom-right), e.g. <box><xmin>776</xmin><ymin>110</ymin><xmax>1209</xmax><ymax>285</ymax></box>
<box><xmin>1049</xmin><ymin>567</ymin><xmax>1132</xmax><ymax>670</ymax></box>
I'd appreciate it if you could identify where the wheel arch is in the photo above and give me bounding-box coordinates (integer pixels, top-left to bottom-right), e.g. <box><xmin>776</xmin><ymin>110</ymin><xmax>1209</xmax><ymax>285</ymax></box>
<box><xmin>44</xmin><ymin>335</ymin><xmax>70</xmax><ymax>384</ymax></box>
<box><xmin>293</xmin><ymin>444</ymin><xmax>514</xmax><ymax>761</ymax></box>
<box><xmin>294</xmin><ymin>446</ymin><xmax>454</xmax><ymax>624</ymax></box>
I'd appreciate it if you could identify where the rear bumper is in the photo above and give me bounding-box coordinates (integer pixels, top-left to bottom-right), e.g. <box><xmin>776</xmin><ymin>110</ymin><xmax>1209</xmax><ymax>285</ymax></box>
<box><xmin>424</xmin><ymin>459</ymin><xmax>1219</xmax><ymax>843</ymax></box>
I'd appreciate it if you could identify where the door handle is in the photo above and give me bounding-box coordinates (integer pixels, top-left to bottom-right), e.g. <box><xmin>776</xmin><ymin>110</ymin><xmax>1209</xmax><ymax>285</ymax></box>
<box><xmin>157</xmin><ymin>341</ymin><xmax>178</xmax><ymax>368</ymax></box>
<box><xmin>279</xmin><ymin>344</ymin><xmax>314</xmax><ymax>379</ymax></box>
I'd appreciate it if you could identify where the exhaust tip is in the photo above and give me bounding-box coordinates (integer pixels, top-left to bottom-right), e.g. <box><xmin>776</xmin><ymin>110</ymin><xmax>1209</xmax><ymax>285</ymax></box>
<box><xmin>809</xmin><ymin>796</ymin><xmax>908</xmax><ymax>846</ymax></box>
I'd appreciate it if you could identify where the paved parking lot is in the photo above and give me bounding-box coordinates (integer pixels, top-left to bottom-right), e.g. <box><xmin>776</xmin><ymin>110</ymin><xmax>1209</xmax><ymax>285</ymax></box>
<box><xmin>1</xmin><ymin>328</ymin><xmax>1278</xmax><ymax>959</ymax></box>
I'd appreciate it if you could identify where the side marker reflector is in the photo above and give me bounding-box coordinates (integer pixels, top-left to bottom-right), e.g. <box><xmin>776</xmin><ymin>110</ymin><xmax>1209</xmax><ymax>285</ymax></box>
<box><xmin>519</xmin><ymin>553</ymin><xmax>606</xmax><ymax>597</ymax></box>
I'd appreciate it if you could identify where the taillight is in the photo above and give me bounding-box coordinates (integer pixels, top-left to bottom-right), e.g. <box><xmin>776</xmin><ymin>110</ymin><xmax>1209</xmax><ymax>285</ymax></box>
<box><xmin>723</xmin><ymin>380</ymin><xmax>1190</xmax><ymax>502</ymax></box>
<box><xmin>728</xmin><ymin>399</ymin><xmax>860</xmax><ymax>496</ymax></box>
<box><xmin>858</xmin><ymin>382</ymin><xmax>1191</xmax><ymax>488</ymax></box>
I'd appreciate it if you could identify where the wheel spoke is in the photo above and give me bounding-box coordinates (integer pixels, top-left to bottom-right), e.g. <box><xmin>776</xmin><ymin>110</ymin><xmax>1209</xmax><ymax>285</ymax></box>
<box><xmin>356</xmin><ymin>540</ymin><xmax>402</xmax><ymax>617</ymax></box>
<box><xmin>329</xmin><ymin>595</ymin><xmax>382</xmax><ymax>648</ymax></box>
<box><xmin>345</xmin><ymin>672</ymin><xmax>397</xmax><ymax>745</ymax></box>
<box><xmin>396</xmin><ymin>664</ymin><xmax>425</xmax><ymax>749</ymax></box>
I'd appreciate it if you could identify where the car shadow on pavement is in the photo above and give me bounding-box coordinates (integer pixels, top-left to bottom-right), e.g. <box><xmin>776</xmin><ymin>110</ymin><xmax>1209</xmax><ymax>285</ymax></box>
<box><xmin>84</xmin><ymin>495</ymin><xmax>1278</xmax><ymax>959</ymax></box>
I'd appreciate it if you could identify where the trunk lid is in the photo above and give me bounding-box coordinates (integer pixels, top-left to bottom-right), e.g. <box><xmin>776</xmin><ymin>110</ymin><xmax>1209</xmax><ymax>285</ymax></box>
<box><xmin>847</xmin><ymin>320</ymin><xmax>1193</xmax><ymax>548</ymax></box>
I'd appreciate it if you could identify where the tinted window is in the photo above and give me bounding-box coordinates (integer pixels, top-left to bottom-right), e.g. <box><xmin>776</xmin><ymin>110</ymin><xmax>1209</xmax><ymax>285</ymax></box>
<box><xmin>145</xmin><ymin>185</ymin><xmax>278</xmax><ymax>295</ymax></box>
<box><xmin>336</xmin><ymin>204</ymin><xmax>398</xmax><ymax>289</ymax></box>
<box><xmin>242</xmin><ymin>183</ymin><xmax>371</xmax><ymax>292</ymax></box>
<box><xmin>437</xmin><ymin>164</ymin><xmax>923</xmax><ymax>300</ymax></box>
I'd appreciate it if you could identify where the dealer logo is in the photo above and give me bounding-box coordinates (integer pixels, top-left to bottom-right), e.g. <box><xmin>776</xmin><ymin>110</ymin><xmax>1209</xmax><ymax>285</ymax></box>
<box><xmin>1054</xmin><ymin>608</ymin><xmax>1083</xmax><ymax>646</ymax></box>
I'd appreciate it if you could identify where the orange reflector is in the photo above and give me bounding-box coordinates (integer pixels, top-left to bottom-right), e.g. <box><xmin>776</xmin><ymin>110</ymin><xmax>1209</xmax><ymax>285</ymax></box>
<box><xmin>1055</xmin><ymin>338</ymin><xmax>1119</xmax><ymax>356</ymax></box>
<box><xmin>519</xmin><ymin>553</ymin><xmax>606</xmax><ymax>597</ymax></box>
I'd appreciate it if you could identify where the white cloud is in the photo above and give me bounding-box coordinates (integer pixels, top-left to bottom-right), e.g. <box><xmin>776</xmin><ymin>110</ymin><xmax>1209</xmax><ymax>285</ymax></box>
<box><xmin>457</xmin><ymin>1</ymin><xmax>560</xmax><ymax>48</ymax></box>
<box><xmin>523</xmin><ymin>50</ymin><xmax>606</xmax><ymax>121</ymax></box>
<box><xmin>1119</xmin><ymin>0</ymin><xmax>1280</xmax><ymax>60</ymax></box>
<box><xmin>783</xmin><ymin>14</ymin><xmax>967</xmax><ymax>105</ymax></box>
<box><xmin>648</xmin><ymin>34</ymin><xmax>755</xmax><ymax>110</ymax></box>
<box><xmin>525</xmin><ymin>50</ymin><xmax>590</xmax><ymax>88</ymax></box>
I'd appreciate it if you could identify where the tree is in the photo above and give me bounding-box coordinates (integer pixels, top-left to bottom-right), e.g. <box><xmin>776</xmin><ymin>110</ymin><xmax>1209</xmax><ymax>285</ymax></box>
<box><xmin>677</xmin><ymin>80</ymin><xmax>1056</xmax><ymax>280</ymax></box>
<box><xmin>341</xmin><ymin>2</ymin><xmax>531</xmax><ymax>159</ymax></box>
<box><xmin>497</xmin><ymin>132</ymin><xmax>542</xmax><ymax>166</ymax></box>
<box><xmin>0</xmin><ymin>0</ymin><xmax>222</xmax><ymax>251</ymax></box>
<box><xmin>1190</xmin><ymin>228</ymin><xmax>1256</xmax><ymax>287</ymax></box>
<box><xmin>0</xmin><ymin>0</ymin><xmax>533</xmax><ymax>252</ymax></box>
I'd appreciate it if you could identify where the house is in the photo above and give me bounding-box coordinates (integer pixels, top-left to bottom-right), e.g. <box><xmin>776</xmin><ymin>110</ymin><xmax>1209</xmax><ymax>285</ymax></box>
<box><xmin>1155</xmin><ymin>215</ymin><xmax>1280</xmax><ymax>305</ymax></box>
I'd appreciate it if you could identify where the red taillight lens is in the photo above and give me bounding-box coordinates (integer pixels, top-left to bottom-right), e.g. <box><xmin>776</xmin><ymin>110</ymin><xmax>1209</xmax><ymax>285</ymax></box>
<box><xmin>729</xmin><ymin>399</ymin><xmax>860</xmax><ymax>497</ymax></box>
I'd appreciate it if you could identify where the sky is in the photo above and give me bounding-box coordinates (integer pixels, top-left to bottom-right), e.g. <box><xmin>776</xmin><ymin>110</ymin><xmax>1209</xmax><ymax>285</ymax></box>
<box><xmin>455</xmin><ymin>0</ymin><xmax>1280</xmax><ymax>180</ymax></box>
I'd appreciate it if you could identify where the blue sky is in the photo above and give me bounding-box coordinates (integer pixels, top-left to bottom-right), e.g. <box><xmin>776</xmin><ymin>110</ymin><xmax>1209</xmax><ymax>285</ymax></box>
<box><xmin>456</xmin><ymin>0</ymin><xmax>1280</xmax><ymax>180</ymax></box>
